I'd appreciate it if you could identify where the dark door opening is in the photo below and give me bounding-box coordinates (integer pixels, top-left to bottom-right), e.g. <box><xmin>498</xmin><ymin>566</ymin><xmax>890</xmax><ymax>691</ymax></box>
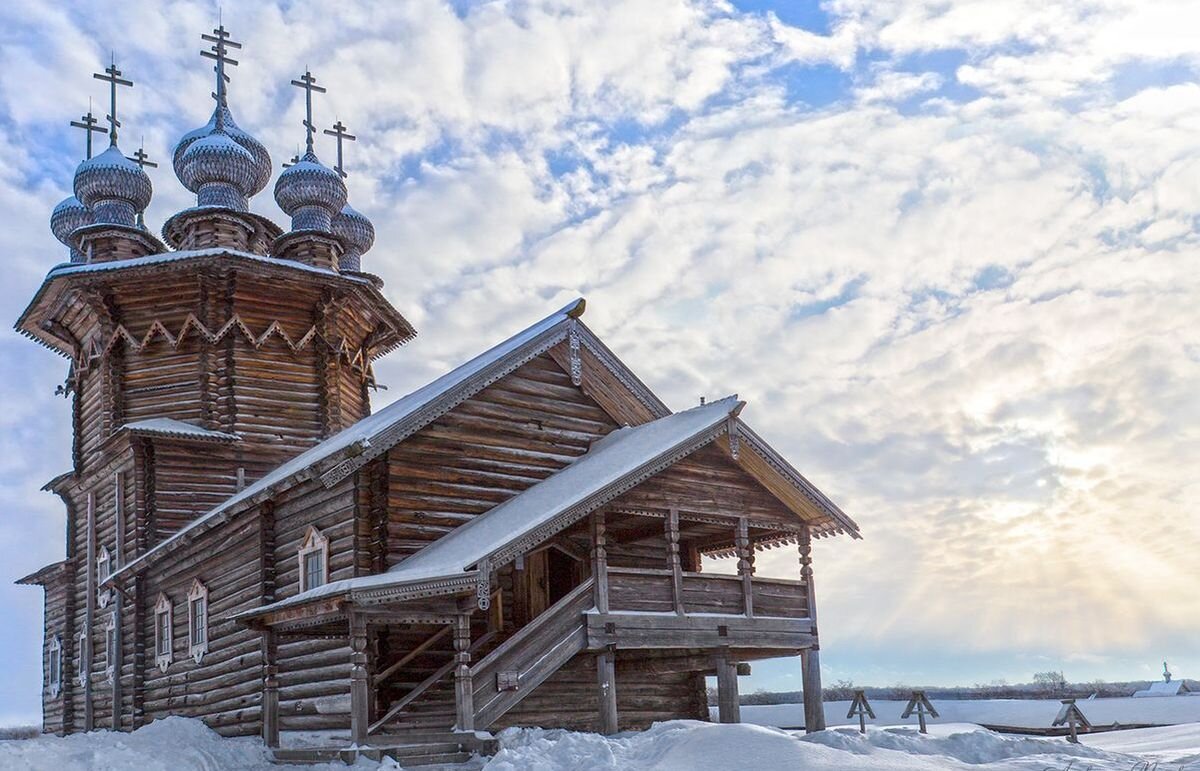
<box><xmin>546</xmin><ymin>548</ymin><xmax>579</xmax><ymax>606</ymax></box>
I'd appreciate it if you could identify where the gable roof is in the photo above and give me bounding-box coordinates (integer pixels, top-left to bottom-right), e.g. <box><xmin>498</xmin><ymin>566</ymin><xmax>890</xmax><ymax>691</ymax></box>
<box><xmin>235</xmin><ymin>396</ymin><xmax>744</xmax><ymax>622</ymax></box>
<box><xmin>110</xmin><ymin>296</ymin><xmax>655</xmax><ymax>587</ymax></box>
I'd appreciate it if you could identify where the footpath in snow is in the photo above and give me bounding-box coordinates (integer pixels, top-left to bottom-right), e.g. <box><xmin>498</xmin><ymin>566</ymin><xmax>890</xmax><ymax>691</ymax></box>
<box><xmin>2</xmin><ymin>716</ymin><xmax>1200</xmax><ymax>771</ymax></box>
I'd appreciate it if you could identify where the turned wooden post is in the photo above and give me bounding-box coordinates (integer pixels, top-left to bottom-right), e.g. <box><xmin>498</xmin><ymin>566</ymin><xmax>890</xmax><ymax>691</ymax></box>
<box><xmin>83</xmin><ymin>492</ymin><xmax>95</xmax><ymax>731</ymax></box>
<box><xmin>715</xmin><ymin>653</ymin><xmax>741</xmax><ymax>723</ymax></box>
<box><xmin>262</xmin><ymin>630</ymin><xmax>279</xmax><ymax>748</ymax></box>
<box><xmin>799</xmin><ymin>526</ymin><xmax>826</xmax><ymax>732</ymax></box>
<box><xmin>590</xmin><ymin>510</ymin><xmax>609</xmax><ymax>614</ymax></box>
<box><xmin>349</xmin><ymin>612</ymin><xmax>369</xmax><ymax>745</ymax></box>
<box><xmin>453</xmin><ymin>612</ymin><xmax>475</xmax><ymax>732</ymax></box>
<box><xmin>736</xmin><ymin>517</ymin><xmax>754</xmax><ymax>617</ymax></box>
<box><xmin>596</xmin><ymin>646</ymin><xmax>618</xmax><ymax>734</ymax></box>
<box><xmin>666</xmin><ymin>507</ymin><xmax>684</xmax><ymax>615</ymax></box>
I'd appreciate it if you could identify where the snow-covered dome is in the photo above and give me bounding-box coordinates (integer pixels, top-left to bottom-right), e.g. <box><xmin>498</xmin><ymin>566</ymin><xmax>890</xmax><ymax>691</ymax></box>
<box><xmin>179</xmin><ymin>131</ymin><xmax>258</xmax><ymax>211</ymax></box>
<box><xmin>274</xmin><ymin>151</ymin><xmax>347</xmax><ymax>233</ymax></box>
<box><xmin>173</xmin><ymin>104</ymin><xmax>271</xmax><ymax>197</ymax></box>
<box><xmin>332</xmin><ymin>204</ymin><xmax>375</xmax><ymax>271</ymax></box>
<box><xmin>73</xmin><ymin>145</ymin><xmax>153</xmax><ymax>227</ymax></box>
<box><xmin>50</xmin><ymin>195</ymin><xmax>92</xmax><ymax>262</ymax></box>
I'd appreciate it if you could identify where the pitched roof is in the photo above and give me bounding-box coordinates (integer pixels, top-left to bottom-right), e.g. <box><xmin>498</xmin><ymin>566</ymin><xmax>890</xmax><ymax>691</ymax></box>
<box><xmin>109</xmin><ymin>297</ymin><xmax>592</xmax><ymax>587</ymax></box>
<box><xmin>235</xmin><ymin>396</ymin><xmax>744</xmax><ymax>621</ymax></box>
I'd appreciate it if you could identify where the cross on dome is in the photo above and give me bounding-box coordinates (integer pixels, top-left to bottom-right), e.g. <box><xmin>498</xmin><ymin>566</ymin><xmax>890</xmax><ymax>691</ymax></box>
<box><xmin>70</xmin><ymin>104</ymin><xmax>106</xmax><ymax>160</ymax></box>
<box><xmin>323</xmin><ymin>120</ymin><xmax>356</xmax><ymax>178</ymax></box>
<box><xmin>201</xmin><ymin>24</ymin><xmax>241</xmax><ymax>121</ymax></box>
<box><xmin>290</xmin><ymin>70</ymin><xmax>327</xmax><ymax>154</ymax></box>
<box><xmin>93</xmin><ymin>57</ymin><xmax>133</xmax><ymax>147</ymax></box>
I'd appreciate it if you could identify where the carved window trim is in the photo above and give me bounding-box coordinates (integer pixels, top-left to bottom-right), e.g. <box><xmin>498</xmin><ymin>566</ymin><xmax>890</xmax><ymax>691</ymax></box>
<box><xmin>104</xmin><ymin>612</ymin><xmax>117</xmax><ymax>683</ymax></box>
<box><xmin>48</xmin><ymin>635</ymin><xmax>62</xmax><ymax>697</ymax></box>
<box><xmin>75</xmin><ymin>629</ymin><xmax>89</xmax><ymax>686</ymax></box>
<box><xmin>298</xmin><ymin>527</ymin><xmax>329</xmax><ymax>593</ymax></box>
<box><xmin>187</xmin><ymin>579</ymin><xmax>209</xmax><ymax>664</ymax></box>
<box><xmin>96</xmin><ymin>546</ymin><xmax>112</xmax><ymax>608</ymax></box>
<box><xmin>154</xmin><ymin>593</ymin><xmax>173</xmax><ymax>672</ymax></box>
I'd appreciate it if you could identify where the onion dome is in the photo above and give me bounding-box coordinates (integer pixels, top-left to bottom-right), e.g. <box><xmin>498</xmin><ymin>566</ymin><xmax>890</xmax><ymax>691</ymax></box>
<box><xmin>73</xmin><ymin>145</ymin><xmax>153</xmax><ymax>227</ymax></box>
<box><xmin>274</xmin><ymin>151</ymin><xmax>347</xmax><ymax>233</ymax></box>
<box><xmin>50</xmin><ymin>195</ymin><xmax>92</xmax><ymax>262</ymax></box>
<box><xmin>173</xmin><ymin>104</ymin><xmax>271</xmax><ymax>198</ymax></box>
<box><xmin>178</xmin><ymin>131</ymin><xmax>258</xmax><ymax>211</ymax></box>
<box><xmin>332</xmin><ymin>203</ymin><xmax>375</xmax><ymax>271</ymax></box>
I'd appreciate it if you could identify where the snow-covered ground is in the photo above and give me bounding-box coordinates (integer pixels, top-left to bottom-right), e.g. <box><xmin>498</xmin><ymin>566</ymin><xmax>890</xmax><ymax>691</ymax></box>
<box><xmin>736</xmin><ymin>695</ymin><xmax>1200</xmax><ymax>730</ymax></box>
<box><xmin>3</xmin><ymin>716</ymin><xmax>1200</xmax><ymax>771</ymax></box>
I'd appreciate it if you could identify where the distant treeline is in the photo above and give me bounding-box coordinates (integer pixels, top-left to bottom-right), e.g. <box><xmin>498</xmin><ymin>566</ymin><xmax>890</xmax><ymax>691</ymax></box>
<box><xmin>728</xmin><ymin>678</ymin><xmax>1200</xmax><ymax>705</ymax></box>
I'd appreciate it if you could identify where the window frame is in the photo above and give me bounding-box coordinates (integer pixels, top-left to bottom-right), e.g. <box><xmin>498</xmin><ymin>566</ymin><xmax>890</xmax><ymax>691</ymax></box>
<box><xmin>97</xmin><ymin>546</ymin><xmax>112</xmax><ymax>608</ymax></box>
<box><xmin>154</xmin><ymin>593</ymin><xmax>173</xmax><ymax>672</ymax></box>
<box><xmin>187</xmin><ymin>579</ymin><xmax>209</xmax><ymax>664</ymax></box>
<box><xmin>104</xmin><ymin>613</ymin><xmax>117</xmax><ymax>682</ymax></box>
<box><xmin>75</xmin><ymin>629</ymin><xmax>89</xmax><ymax>686</ymax></box>
<box><xmin>297</xmin><ymin>526</ymin><xmax>329</xmax><ymax>593</ymax></box>
<box><xmin>48</xmin><ymin>634</ymin><xmax>62</xmax><ymax>697</ymax></box>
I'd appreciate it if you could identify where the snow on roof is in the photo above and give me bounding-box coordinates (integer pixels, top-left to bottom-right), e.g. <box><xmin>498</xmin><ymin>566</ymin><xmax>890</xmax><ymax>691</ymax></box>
<box><xmin>110</xmin><ymin>297</ymin><xmax>586</xmax><ymax>587</ymax></box>
<box><xmin>240</xmin><ymin>395</ymin><xmax>742</xmax><ymax>618</ymax></box>
<box><xmin>1133</xmin><ymin>680</ymin><xmax>1193</xmax><ymax>697</ymax></box>
<box><xmin>119</xmin><ymin>418</ymin><xmax>240</xmax><ymax>443</ymax></box>
<box><xmin>43</xmin><ymin>247</ymin><xmax>376</xmax><ymax>286</ymax></box>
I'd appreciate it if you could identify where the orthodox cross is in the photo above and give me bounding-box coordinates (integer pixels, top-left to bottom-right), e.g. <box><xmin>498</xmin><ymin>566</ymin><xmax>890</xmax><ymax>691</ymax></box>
<box><xmin>93</xmin><ymin>57</ymin><xmax>133</xmax><ymax>146</ymax></box>
<box><xmin>281</xmin><ymin>147</ymin><xmax>301</xmax><ymax>168</ymax></box>
<box><xmin>127</xmin><ymin>140</ymin><xmax>158</xmax><ymax>169</ymax></box>
<box><xmin>900</xmin><ymin>690</ymin><xmax>939</xmax><ymax>734</ymax></box>
<box><xmin>846</xmin><ymin>690</ymin><xmax>876</xmax><ymax>734</ymax></box>
<box><xmin>200</xmin><ymin>24</ymin><xmax>241</xmax><ymax>108</ymax></box>
<box><xmin>70</xmin><ymin>103</ymin><xmax>106</xmax><ymax>160</ymax></box>
<box><xmin>289</xmin><ymin>70</ymin><xmax>326</xmax><ymax>154</ymax></box>
<box><xmin>323</xmin><ymin>120</ymin><xmax>356</xmax><ymax>178</ymax></box>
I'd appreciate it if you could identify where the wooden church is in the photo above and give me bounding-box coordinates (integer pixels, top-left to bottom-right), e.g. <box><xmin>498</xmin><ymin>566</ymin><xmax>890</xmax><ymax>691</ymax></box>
<box><xmin>15</xmin><ymin>25</ymin><xmax>860</xmax><ymax>765</ymax></box>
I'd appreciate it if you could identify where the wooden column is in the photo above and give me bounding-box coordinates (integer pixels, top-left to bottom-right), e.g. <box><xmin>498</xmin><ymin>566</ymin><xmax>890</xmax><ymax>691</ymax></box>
<box><xmin>349</xmin><ymin>612</ymin><xmax>369</xmax><ymax>745</ymax></box>
<box><xmin>715</xmin><ymin>654</ymin><xmax>740</xmax><ymax>723</ymax></box>
<box><xmin>111</xmin><ymin>473</ymin><xmax>123</xmax><ymax>730</ymax></box>
<box><xmin>590</xmin><ymin>511</ymin><xmax>609</xmax><ymax>614</ymax></box>
<box><xmin>262</xmin><ymin>630</ymin><xmax>280</xmax><ymax>748</ymax></box>
<box><xmin>596</xmin><ymin>647</ymin><xmax>618</xmax><ymax>734</ymax></box>
<box><xmin>799</xmin><ymin>526</ymin><xmax>825</xmax><ymax>732</ymax></box>
<box><xmin>665</xmin><ymin>507</ymin><xmax>684</xmax><ymax>615</ymax></box>
<box><xmin>736</xmin><ymin>517</ymin><xmax>754</xmax><ymax>618</ymax></box>
<box><xmin>453</xmin><ymin>612</ymin><xmax>475</xmax><ymax>732</ymax></box>
<box><xmin>83</xmin><ymin>491</ymin><xmax>95</xmax><ymax>731</ymax></box>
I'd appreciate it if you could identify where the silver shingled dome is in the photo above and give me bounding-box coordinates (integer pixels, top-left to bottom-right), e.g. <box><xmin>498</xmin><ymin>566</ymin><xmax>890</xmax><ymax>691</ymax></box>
<box><xmin>73</xmin><ymin>145</ymin><xmax>153</xmax><ymax>227</ymax></box>
<box><xmin>273</xmin><ymin>151</ymin><xmax>347</xmax><ymax>233</ymax></box>
<box><xmin>332</xmin><ymin>204</ymin><xmax>375</xmax><ymax>272</ymax></box>
<box><xmin>173</xmin><ymin>104</ymin><xmax>271</xmax><ymax>197</ymax></box>
<box><xmin>179</xmin><ymin>131</ymin><xmax>258</xmax><ymax>210</ymax></box>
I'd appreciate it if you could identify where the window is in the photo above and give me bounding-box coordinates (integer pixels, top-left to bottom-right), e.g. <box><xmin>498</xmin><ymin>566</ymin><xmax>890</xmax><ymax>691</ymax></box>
<box><xmin>298</xmin><ymin>527</ymin><xmax>329</xmax><ymax>592</ymax></box>
<box><xmin>154</xmin><ymin>593</ymin><xmax>173</xmax><ymax>671</ymax></box>
<box><xmin>48</xmin><ymin>635</ymin><xmax>62</xmax><ymax>697</ymax></box>
<box><xmin>104</xmin><ymin>614</ymin><xmax>117</xmax><ymax>682</ymax></box>
<box><xmin>75</xmin><ymin>630</ymin><xmax>89</xmax><ymax>686</ymax></box>
<box><xmin>187</xmin><ymin>579</ymin><xmax>209</xmax><ymax>664</ymax></box>
<box><xmin>97</xmin><ymin>546</ymin><xmax>112</xmax><ymax>608</ymax></box>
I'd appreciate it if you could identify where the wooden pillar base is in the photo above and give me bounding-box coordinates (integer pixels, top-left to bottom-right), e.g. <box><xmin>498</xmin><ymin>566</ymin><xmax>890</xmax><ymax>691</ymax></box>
<box><xmin>597</xmin><ymin>648</ymin><xmax>618</xmax><ymax>734</ymax></box>
<box><xmin>800</xmin><ymin>648</ymin><xmax>825</xmax><ymax>733</ymax></box>
<box><xmin>715</xmin><ymin>654</ymin><xmax>740</xmax><ymax>724</ymax></box>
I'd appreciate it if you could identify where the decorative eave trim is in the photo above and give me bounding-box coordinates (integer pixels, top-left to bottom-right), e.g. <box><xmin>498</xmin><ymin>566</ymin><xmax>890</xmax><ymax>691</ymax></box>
<box><xmin>483</xmin><ymin>419</ymin><xmax>732</xmax><ymax>571</ymax></box>
<box><xmin>737</xmin><ymin>420</ymin><xmax>861</xmax><ymax>539</ymax></box>
<box><xmin>317</xmin><ymin>322</ymin><xmax>574</xmax><ymax>488</ymax></box>
<box><xmin>574</xmin><ymin>322</ymin><xmax>671</xmax><ymax>419</ymax></box>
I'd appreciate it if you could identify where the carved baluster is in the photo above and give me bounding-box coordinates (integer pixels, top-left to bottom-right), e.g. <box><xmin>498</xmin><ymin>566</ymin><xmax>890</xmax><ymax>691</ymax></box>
<box><xmin>453</xmin><ymin>612</ymin><xmax>474</xmax><ymax>732</ymax></box>
<box><xmin>590</xmin><ymin>511</ymin><xmax>609</xmax><ymax>614</ymax></box>
<box><xmin>666</xmin><ymin>507</ymin><xmax>684</xmax><ymax>615</ymax></box>
<box><xmin>736</xmin><ymin>517</ymin><xmax>754</xmax><ymax>617</ymax></box>
<box><xmin>262</xmin><ymin>630</ymin><xmax>279</xmax><ymax>747</ymax></box>
<box><xmin>349</xmin><ymin>612</ymin><xmax>369</xmax><ymax>744</ymax></box>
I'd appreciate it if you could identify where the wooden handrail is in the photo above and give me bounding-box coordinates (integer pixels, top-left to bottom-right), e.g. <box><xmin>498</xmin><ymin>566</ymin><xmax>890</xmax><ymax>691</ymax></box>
<box><xmin>471</xmin><ymin>577</ymin><xmax>594</xmax><ymax>677</ymax></box>
<box><xmin>368</xmin><ymin>630</ymin><xmax>497</xmax><ymax>735</ymax></box>
<box><xmin>375</xmin><ymin>625</ymin><xmax>451</xmax><ymax>685</ymax></box>
<box><xmin>606</xmin><ymin>566</ymin><xmax>671</xmax><ymax>576</ymax></box>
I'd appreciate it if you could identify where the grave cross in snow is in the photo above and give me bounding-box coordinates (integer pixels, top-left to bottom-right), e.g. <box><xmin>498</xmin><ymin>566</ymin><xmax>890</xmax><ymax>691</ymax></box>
<box><xmin>846</xmin><ymin>690</ymin><xmax>876</xmax><ymax>734</ymax></box>
<box><xmin>1052</xmin><ymin>699</ymin><xmax>1091</xmax><ymax>744</ymax></box>
<box><xmin>901</xmin><ymin>690</ymin><xmax>939</xmax><ymax>734</ymax></box>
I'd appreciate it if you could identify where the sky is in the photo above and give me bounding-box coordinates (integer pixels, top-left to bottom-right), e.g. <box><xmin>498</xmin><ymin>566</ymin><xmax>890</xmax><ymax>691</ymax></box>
<box><xmin>1</xmin><ymin>0</ymin><xmax>1198</xmax><ymax>725</ymax></box>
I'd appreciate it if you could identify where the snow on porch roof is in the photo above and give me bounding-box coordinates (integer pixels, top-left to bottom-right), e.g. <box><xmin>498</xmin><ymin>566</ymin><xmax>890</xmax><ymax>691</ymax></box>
<box><xmin>109</xmin><ymin>297</ymin><xmax>589</xmax><ymax>587</ymax></box>
<box><xmin>236</xmin><ymin>396</ymin><xmax>744</xmax><ymax>621</ymax></box>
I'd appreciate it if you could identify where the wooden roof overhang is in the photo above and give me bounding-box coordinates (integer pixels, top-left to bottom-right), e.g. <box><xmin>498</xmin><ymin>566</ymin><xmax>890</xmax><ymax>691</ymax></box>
<box><xmin>16</xmin><ymin>559</ymin><xmax>71</xmax><ymax>587</ymax></box>
<box><xmin>14</xmin><ymin>247</ymin><xmax>417</xmax><ymax>361</ymax></box>
<box><xmin>235</xmin><ymin>579</ymin><xmax>475</xmax><ymax>634</ymax></box>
